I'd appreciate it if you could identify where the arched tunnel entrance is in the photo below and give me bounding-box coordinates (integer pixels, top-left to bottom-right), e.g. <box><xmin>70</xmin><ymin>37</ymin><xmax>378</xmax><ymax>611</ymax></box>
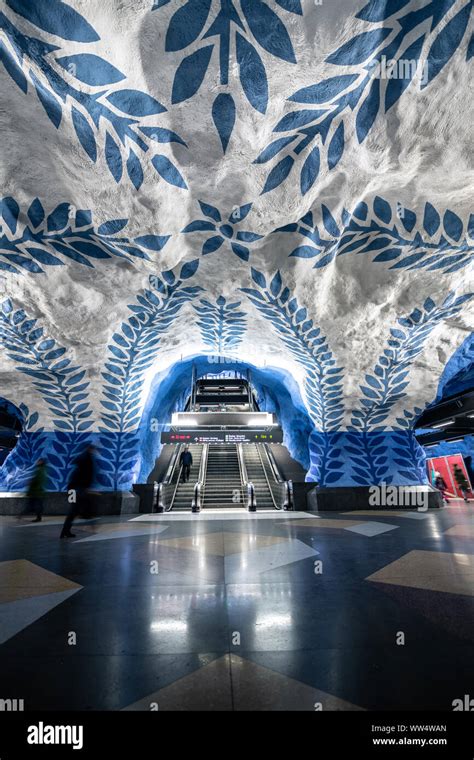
<box><xmin>135</xmin><ymin>355</ymin><xmax>314</xmax><ymax>511</ymax></box>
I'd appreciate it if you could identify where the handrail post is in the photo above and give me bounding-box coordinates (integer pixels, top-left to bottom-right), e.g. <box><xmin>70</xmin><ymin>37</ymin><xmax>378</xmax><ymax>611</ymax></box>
<box><xmin>154</xmin><ymin>481</ymin><xmax>164</xmax><ymax>513</ymax></box>
<box><xmin>247</xmin><ymin>482</ymin><xmax>257</xmax><ymax>512</ymax></box>
<box><xmin>283</xmin><ymin>480</ymin><xmax>294</xmax><ymax>511</ymax></box>
<box><xmin>192</xmin><ymin>482</ymin><xmax>201</xmax><ymax>513</ymax></box>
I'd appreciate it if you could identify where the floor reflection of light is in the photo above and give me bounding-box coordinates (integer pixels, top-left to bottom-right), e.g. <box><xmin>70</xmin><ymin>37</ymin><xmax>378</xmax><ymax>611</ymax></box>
<box><xmin>150</xmin><ymin>620</ymin><xmax>188</xmax><ymax>633</ymax></box>
<box><xmin>255</xmin><ymin>614</ymin><xmax>292</xmax><ymax>628</ymax></box>
<box><xmin>452</xmin><ymin>553</ymin><xmax>473</xmax><ymax>568</ymax></box>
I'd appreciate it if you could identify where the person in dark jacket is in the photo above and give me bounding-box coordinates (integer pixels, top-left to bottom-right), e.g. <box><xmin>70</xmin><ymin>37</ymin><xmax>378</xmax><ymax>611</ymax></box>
<box><xmin>434</xmin><ymin>472</ymin><xmax>449</xmax><ymax>504</ymax></box>
<box><xmin>60</xmin><ymin>445</ymin><xmax>95</xmax><ymax>539</ymax></box>
<box><xmin>19</xmin><ymin>459</ymin><xmax>47</xmax><ymax>522</ymax></box>
<box><xmin>179</xmin><ymin>446</ymin><xmax>193</xmax><ymax>482</ymax></box>
<box><xmin>453</xmin><ymin>464</ymin><xmax>470</xmax><ymax>502</ymax></box>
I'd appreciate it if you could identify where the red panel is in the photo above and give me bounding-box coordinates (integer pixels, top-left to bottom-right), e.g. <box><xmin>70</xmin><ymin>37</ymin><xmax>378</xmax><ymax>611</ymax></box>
<box><xmin>427</xmin><ymin>455</ymin><xmax>473</xmax><ymax>498</ymax></box>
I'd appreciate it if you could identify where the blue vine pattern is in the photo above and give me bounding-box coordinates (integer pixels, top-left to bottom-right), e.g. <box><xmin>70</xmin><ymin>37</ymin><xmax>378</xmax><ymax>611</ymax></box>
<box><xmin>0</xmin><ymin>297</ymin><xmax>93</xmax><ymax>489</ymax></box>
<box><xmin>275</xmin><ymin>196</ymin><xmax>474</xmax><ymax>274</ymax></box>
<box><xmin>194</xmin><ymin>295</ymin><xmax>247</xmax><ymax>352</ymax></box>
<box><xmin>0</xmin><ymin>197</ymin><xmax>170</xmax><ymax>274</ymax></box>
<box><xmin>256</xmin><ymin>0</ymin><xmax>473</xmax><ymax>194</ymax></box>
<box><xmin>152</xmin><ymin>0</ymin><xmax>302</xmax><ymax>152</ymax></box>
<box><xmin>1</xmin><ymin>0</ymin><xmax>188</xmax><ymax>189</ymax></box>
<box><xmin>241</xmin><ymin>267</ymin><xmax>345</xmax><ymax>484</ymax></box>
<box><xmin>97</xmin><ymin>259</ymin><xmax>203</xmax><ymax>489</ymax></box>
<box><xmin>347</xmin><ymin>293</ymin><xmax>474</xmax><ymax>485</ymax></box>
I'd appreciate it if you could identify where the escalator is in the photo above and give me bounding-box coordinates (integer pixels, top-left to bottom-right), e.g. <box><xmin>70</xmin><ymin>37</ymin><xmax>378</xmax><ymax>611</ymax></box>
<box><xmin>201</xmin><ymin>444</ymin><xmax>244</xmax><ymax>509</ymax></box>
<box><xmin>163</xmin><ymin>443</ymin><xmax>204</xmax><ymax>511</ymax></box>
<box><xmin>241</xmin><ymin>443</ymin><xmax>277</xmax><ymax>510</ymax></box>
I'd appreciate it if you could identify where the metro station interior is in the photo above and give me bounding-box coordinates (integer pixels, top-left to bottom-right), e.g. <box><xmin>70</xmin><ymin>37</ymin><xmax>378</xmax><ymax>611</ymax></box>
<box><xmin>0</xmin><ymin>0</ymin><xmax>473</xmax><ymax>717</ymax></box>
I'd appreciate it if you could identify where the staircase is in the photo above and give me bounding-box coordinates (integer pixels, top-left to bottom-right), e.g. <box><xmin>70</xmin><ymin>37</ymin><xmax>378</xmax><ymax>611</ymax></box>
<box><xmin>242</xmin><ymin>444</ymin><xmax>276</xmax><ymax>510</ymax></box>
<box><xmin>171</xmin><ymin>444</ymin><xmax>204</xmax><ymax>511</ymax></box>
<box><xmin>202</xmin><ymin>444</ymin><xmax>244</xmax><ymax>509</ymax></box>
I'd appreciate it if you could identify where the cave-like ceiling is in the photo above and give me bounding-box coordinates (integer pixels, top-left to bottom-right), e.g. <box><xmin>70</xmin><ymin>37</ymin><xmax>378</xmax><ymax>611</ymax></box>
<box><xmin>0</xmin><ymin>0</ymin><xmax>473</xmax><ymax>490</ymax></box>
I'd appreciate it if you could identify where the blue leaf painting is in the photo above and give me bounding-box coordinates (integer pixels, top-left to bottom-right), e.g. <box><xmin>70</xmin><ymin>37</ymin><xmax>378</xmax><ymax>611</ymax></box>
<box><xmin>56</xmin><ymin>54</ymin><xmax>125</xmax><ymax>85</ymax></box>
<box><xmin>212</xmin><ymin>93</ymin><xmax>236</xmax><ymax>153</ymax></box>
<box><xmin>172</xmin><ymin>45</ymin><xmax>214</xmax><ymax>104</ymax></box>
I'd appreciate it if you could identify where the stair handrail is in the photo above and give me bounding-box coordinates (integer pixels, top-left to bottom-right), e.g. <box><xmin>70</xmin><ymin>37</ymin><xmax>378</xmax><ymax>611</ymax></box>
<box><xmin>255</xmin><ymin>444</ymin><xmax>278</xmax><ymax>509</ymax></box>
<box><xmin>168</xmin><ymin>449</ymin><xmax>185</xmax><ymax>511</ymax></box>
<box><xmin>164</xmin><ymin>443</ymin><xmax>182</xmax><ymax>484</ymax></box>
<box><xmin>192</xmin><ymin>482</ymin><xmax>202</xmax><ymax>513</ymax></box>
<box><xmin>236</xmin><ymin>443</ymin><xmax>248</xmax><ymax>508</ymax></box>
<box><xmin>261</xmin><ymin>444</ymin><xmax>294</xmax><ymax>511</ymax></box>
<box><xmin>247</xmin><ymin>481</ymin><xmax>256</xmax><ymax>512</ymax></box>
<box><xmin>264</xmin><ymin>444</ymin><xmax>283</xmax><ymax>483</ymax></box>
<box><xmin>192</xmin><ymin>444</ymin><xmax>208</xmax><ymax>511</ymax></box>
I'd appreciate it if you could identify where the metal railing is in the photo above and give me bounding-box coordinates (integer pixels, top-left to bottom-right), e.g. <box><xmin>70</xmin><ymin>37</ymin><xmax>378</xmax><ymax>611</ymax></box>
<box><xmin>260</xmin><ymin>444</ymin><xmax>294</xmax><ymax>511</ymax></box>
<box><xmin>192</xmin><ymin>444</ymin><xmax>208</xmax><ymax>512</ymax></box>
<box><xmin>152</xmin><ymin>444</ymin><xmax>183</xmax><ymax>512</ymax></box>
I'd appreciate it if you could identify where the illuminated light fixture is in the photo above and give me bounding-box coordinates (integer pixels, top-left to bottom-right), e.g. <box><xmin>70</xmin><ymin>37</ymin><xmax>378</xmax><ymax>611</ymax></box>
<box><xmin>424</xmin><ymin>443</ymin><xmax>438</xmax><ymax>448</ymax></box>
<box><xmin>447</xmin><ymin>438</ymin><xmax>464</xmax><ymax>444</ymax></box>
<box><xmin>431</xmin><ymin>420</ymin><xmax>455</xmax><ymax>428</ymax></box>
<box><xmin>468</xmin><ymin>413</ymin><xmax>474</xmax><ymax>419</ymax></box>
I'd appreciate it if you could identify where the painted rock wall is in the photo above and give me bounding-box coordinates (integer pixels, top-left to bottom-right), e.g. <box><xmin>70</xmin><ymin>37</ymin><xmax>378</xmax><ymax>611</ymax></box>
<box><xmin>0</xmin><ymin>0</ymin><xmax>473</xmax><ymax>490</ymax></box>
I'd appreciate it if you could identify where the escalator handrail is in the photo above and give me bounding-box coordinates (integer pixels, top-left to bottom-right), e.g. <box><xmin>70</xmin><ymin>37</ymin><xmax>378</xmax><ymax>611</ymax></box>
<box><xmin>193</xmin><ymin>444</ymin><xmax>208</xmax><ymax>509</ymax></box>
<box><xmin>236</xmin><ymin>443</ymin><xmax>248</xmax><ymax>505</ymax></box>
<box><xmin>263</xmin><ymin>443</ymin><xmax>282</xmax><ymax>483</ymax></box>
<box><xmin>164</xmin><ymin>443</ymin><xmax>182</xmax><ymax>484</ymax></box>
<box><xmin>168</xmin><ymin>462</ymin><xmax>184</xmax><ymax>511</ymax></box>
<box><xmin>255</xmin><ymin>444</ymin><xmax>279</xmax><ymax>509</ymax></box>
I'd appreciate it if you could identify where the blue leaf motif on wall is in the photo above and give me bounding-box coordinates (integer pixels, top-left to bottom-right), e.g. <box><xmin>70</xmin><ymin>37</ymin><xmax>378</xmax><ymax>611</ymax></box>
<box><xmin>182</xmin><ymin>199</ymin><xmax>262</xmax><ymax>259</ymax></box>
<box><xmin>0</xmin><ymin>300</ymin><xmax>94</xmax><ymax>489</ymax></box>
<box><xmin>236</xmin><ymin>33</ymin><xmax>268</xmax><ymax>114</ymax></box>
<box><xmin>241</xmin><ymin>269</ymin><xmax>345</xmax><ymax>485</ymax></box>
<box><xmin>1</xmin><ymin>4</ymin><xmax>188</xmax><ymax>191</ymax></box>
<box><xmin>154</xmin><ymin>0</ymin><xmax>302</xmax><ymax>151</ymax></box>
<box><xmin>240</xmin><ymin>0</ymin><xmax>296</xmax><ymax>63</ymax></box>
<box><xmin>5</xmin><ymin>0</ymin><xmax>100</xmax><ymax>42</ymax></box>
<box><xmin>212</xmin><ymin>93</ymin><xmax>236</xmax><ymax>153</ymax></box>
<box><xmin>1</xmin><ymin>197</ymin><xmax>171</xmax><ymax>274</ymax></box>
<box><xmin>165</xmin><ymin>0</ymin><xmax>213</xmax><ymax>52</ymax></box>
<box><xmin>56</xmin><ymin>54</ymin><xmax>125</xmax><ymax>85</ymax></box>
<box><xmin>258</xmin><ymin>1</ymin><xmax>472</xmax><ymax>195</ymax></box>
<box><xmin>195</xmin><ymin>295</ymin><xmax>247</xmax><ymax>353</ymax></box>
<box><xmin>347</xmin><ymin>293</ymin><xmax>474</xmax><ymax>484</ymax></box>
<box><xmin>274</xmin><ymin>195</ymin><xmax>474</xmax><ymax>274</ymax></box>
<box><xmin>172</xmin><ymin>45</ymin><xmax>214</xmax><ymax>104</ymax></box>
<box><xmin>423</xmin><ymin>2</ymin><xmax>472</xmax><ymax>87</ymax></box>
<box><xmin>98</xmin><ymin>262</ymin><xmax>203</xmax><ymax>488</ymax></box>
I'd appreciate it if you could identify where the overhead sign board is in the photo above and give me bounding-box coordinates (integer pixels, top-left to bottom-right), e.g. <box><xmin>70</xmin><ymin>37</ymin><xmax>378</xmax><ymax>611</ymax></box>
<box><xmin>161</xmin><ymin>429</ymin><xmax>283</xmax><ymax>444</ymax></box>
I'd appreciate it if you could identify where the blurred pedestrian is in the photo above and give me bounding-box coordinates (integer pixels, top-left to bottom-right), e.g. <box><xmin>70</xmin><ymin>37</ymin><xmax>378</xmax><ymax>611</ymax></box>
<box><xmin>453</xmin><ymin>463</ymin><xmax>470</xmax><ymax>502</ymax></box>
<box><xmin>60</xmin><ymin>445</ymin><xmax>95</xmax><ymax>539</ymax></box>
<box><xmin>19</xmin><ymin>458</ymin><xmax>47</xmax><ymax>522</ymax></box>
<box><xmin>434</xmin><ymin>471</ymin><xmax>449</xmax><ymax>504</ymax></box>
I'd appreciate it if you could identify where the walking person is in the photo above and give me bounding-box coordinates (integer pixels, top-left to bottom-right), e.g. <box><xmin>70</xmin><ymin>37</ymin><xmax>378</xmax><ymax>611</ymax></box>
<box><xmin>60</xmin><ymin>445</ymin><xmax>95</xmax><ymax>539</ymax></box>
<box><xmin>19</xmin><ymin>458</ymin><xmax>47</xmax><ymax>522</ymax></box>
<box><xmin>434</xmin><ymin>471</ymin><xmax>449</xmax><ymax>504</ymax></box>
<box><xmin>453</xmin><ymin>463</ymin><xmax>470</xmax><ymax>502</ymax></box>
<box><xmin>179</xmin><ymin>445</ymin><xmax>193</xmax><ymax>483</ymax></box>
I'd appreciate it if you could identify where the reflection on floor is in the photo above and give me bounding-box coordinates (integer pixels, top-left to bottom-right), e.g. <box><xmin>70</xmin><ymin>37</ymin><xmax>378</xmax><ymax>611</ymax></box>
<box><xmin>0</xmin><ymin>501</ymin><xmax>473</xmax><ymax>711</ymax></box>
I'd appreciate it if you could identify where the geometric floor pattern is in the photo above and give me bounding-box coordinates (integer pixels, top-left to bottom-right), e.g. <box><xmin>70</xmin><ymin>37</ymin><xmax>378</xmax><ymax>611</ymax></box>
<box><xmin>0</xmin><ymin>560</ymin><xmax>82</xmax><ymax>644</ymax></box>
<box><xmin>366</xmin><ymin>550</ymin><xmax>474</xmax><ymax>596</ymax></box>
<box><xmin>122</xmin><ymin>654</ymin><xmax>363</xmax><ymax>711</ymax></box>
<box><xmin>0</xmin><ymin>504</ymin><xmax>473</xmax><ymax>710</ymax></box>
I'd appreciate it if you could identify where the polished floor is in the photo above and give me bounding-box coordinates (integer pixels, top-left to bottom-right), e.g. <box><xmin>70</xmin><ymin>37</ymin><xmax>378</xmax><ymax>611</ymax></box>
<box><xmin>0</xmin><ymin>503</ymin><xmax>473</xmax><ymax>711</ymax></box>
